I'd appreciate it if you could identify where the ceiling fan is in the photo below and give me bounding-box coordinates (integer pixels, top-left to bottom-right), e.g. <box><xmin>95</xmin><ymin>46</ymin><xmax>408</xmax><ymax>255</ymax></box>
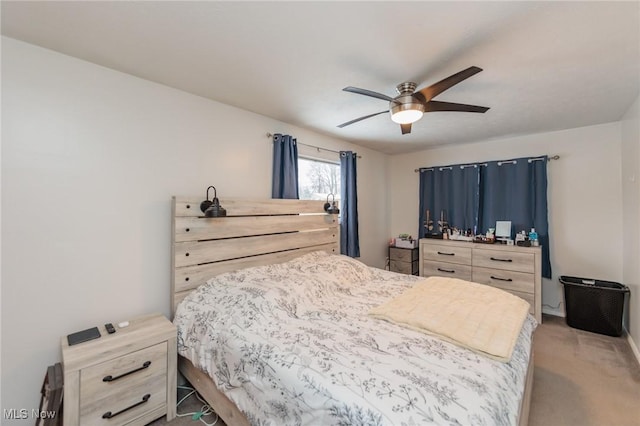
<box><xmin>338</xmin><ymin>66</ymin><xmax>489</xmax><ymax>135</ymax></box>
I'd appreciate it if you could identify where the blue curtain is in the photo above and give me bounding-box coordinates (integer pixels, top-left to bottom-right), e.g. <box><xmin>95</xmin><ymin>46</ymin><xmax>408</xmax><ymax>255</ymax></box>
<box><xmin>418</xmin><ymin>165</ymin><xmax>480</xmax><ymax>238</ymax></box>
<box><xmin>271</xmin><ymin>134</ymin><xmax>299</xmax><ymax>199</ymax></box>
<box><xmin>340</xmin><ymin>151</ymin><xmax>360</xmax><ymax>257</ymax></box>
<box><xmin>478</xmin><ymin>156</ymin><xmax>551</xmax><ymax>278</ymax></box>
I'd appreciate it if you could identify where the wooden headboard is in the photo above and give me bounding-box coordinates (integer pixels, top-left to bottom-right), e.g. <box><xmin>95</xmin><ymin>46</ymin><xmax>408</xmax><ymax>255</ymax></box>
<box><xmin>171</xmin><ymin>197</ymin><xmax>340</xmax><ymax>314</ymax></box>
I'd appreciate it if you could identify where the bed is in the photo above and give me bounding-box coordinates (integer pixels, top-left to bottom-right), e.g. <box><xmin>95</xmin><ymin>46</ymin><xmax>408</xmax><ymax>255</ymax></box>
<box><xmin>171</xmin><ymin>196</ymin><xmax>536</xmax><ymax>426</ymax></box>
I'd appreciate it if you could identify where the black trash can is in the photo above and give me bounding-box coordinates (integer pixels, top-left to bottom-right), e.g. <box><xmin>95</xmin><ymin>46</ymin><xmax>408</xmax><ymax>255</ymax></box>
<box><xmin>559</xmin><ymin>276</ymin><xmax>630</xmax><ymax>337</ymax></box>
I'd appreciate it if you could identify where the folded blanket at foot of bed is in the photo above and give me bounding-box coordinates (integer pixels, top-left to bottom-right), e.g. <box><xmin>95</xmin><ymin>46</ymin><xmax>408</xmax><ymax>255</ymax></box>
<box><xmin>369</xmin><ymin>276</ymin><xmax>530</xmax><ymax>362</ymax></box>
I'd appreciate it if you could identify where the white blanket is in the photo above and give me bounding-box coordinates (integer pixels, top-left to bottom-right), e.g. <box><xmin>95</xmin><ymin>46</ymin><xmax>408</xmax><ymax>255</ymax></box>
<box><xmin>369</xmin><ymin>276</ymin><xmax>530</xmax><ymax>362</ymax></box>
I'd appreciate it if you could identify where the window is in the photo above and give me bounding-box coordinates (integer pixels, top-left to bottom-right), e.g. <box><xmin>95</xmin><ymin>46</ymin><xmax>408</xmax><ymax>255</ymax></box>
<box><xmin>298</xmin><ymin>157</ymin><xmax>340</xmax><ymax>201</ymax></box>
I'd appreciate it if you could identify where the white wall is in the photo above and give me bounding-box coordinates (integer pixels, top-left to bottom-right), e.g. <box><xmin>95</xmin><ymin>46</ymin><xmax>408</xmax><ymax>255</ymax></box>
<box><xmin>621</xmin><ymin>94</ymin><xmax>640</xmax><ymax>357</ymax></box>
<box><xmin>389</xmin><ymin>123</ymin><xmax>624</xmax><ymax>317</ymax></box>
<box><xmin>0</xmin><ymin>37</ymin><xmax>390</xmax><ymax>420</ymax></box>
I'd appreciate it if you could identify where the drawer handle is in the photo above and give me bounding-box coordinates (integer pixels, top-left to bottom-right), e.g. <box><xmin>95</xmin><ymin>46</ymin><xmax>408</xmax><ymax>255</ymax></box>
<box><xmin>490</xmin><ymin>257</ymin><xmax>513</xmax><ymax>262</ymax></box>
<box><xmin>491</xmin><ymin>275</ymin><xmax>513</xmax><ymax>282</ymax></box>
<box><xmin>102</xmin><ymin>394</ymin><xmax>150</xmax><ymax>419</ymax></box>
<box><xmin>437</xmin><ymin>251</ymin><xmax>455</xmax><ymax>256</ymax></box>
<box><xmin>437</xmin><ymin>268</ymin><xmax>455</xmax><ymax>273</ymax></box>
<box><xmin>103</xmin><ymin>361</ymin><xmax>151</xmax><ymax>382</ymax></box>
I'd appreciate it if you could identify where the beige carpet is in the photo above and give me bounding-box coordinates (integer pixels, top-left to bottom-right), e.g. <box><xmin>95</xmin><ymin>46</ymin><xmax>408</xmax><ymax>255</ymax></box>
<box><xmin>529</xmin><ymin>314</ymin><xmax>640</xmax><ymax>426</ymax></box>
<box><xmin>150</xmin><ymin>314</ymin><xmax>640</xmax><ymax>426</ymax></box>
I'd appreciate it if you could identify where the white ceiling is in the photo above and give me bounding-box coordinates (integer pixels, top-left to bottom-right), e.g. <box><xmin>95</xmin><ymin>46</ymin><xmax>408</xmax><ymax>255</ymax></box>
<box><xmin>2</xmin><ymin>1</ymin><xmax>639</xmax><ymax>155</ymax></box>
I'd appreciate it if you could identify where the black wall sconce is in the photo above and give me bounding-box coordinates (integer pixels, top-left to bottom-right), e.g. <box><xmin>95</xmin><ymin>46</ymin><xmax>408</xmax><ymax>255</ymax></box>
<box><xmin>324</xmin><ymin>193</ymin><xmax>340</xmax><ymax>215</ymax></box>
<box><xmin>200</xmin><ymin>186</ymin><xmax>227</xmax><ymax>217</ymax></box>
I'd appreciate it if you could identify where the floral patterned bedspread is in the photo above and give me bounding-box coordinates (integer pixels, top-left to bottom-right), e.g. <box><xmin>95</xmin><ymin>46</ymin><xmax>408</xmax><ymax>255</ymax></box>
<box><xmin>174</xmin><ymin>251</ymin><xmax>537</xmax><ymax>426</ymax></box>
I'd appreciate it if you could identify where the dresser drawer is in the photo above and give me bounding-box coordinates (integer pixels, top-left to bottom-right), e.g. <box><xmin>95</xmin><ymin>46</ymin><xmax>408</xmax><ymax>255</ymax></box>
<box><xmin>472</xmin><ymin>267</ymin><xmax>535</xmax><ymax>294</ymax></box>
<box><xmin>474</xmin><ymin>282</ymin><xmax>535</xmax><ymax>315</ymax></box>
<box><xmin>80</xmin><ymin>343</ymin><xmax>167</xmax><ymax>425</ymax></box>
<box><xmin>472</xmin><ymin>248</ymin><xmax>534</xmax><ymax>273</ymax></box>
<box><xmin>390</xmin><ymin>247</ymin><xmax>418</xmax><ymax>262</ymax></box>
<box><xmin>422</xmin><ymin>260</ymin><xmax>472</xmax><ymax>281</ymax></box>
<box><xmin>422</xmin><ymin>244</ymin><xmax>472</xmax><ymax>265</ymax></box>
<box><xmin>508</xmin><ymin>289</ymin><xmax>535</xmax><ymax>315</ymax></box>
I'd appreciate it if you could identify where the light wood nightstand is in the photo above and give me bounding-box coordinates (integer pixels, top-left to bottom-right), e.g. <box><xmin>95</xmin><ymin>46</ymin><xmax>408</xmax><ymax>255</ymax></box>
<box><xmin>61</xmin><ymin>313</ymin><xmax>177</xmax><ymax>426</ymax></box>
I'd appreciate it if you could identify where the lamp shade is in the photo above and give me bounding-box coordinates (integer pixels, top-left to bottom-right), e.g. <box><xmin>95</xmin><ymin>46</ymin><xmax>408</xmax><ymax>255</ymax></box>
<box><xmin>200</xmin><ymin>186</ymin><xmax>226</xmax><ymax>217</ymax></box>
<box><xmin>324</xmin><ymin>193</ymin><xmax>340</xmax><ymax>215</ymax></box>
<box><xmin>390</xmin><ymin>101</ymin><xmax>425</xmax><ymax>124</ymax></box>
<box><xmin>391</xmin><ymin>109</ymin><xmax>424</xmax><ymax>124</ymax></box>
<box><xmin>204</xmin><ymin>198</ymin><xmax>226</xmax><ymax>217</ymax></box>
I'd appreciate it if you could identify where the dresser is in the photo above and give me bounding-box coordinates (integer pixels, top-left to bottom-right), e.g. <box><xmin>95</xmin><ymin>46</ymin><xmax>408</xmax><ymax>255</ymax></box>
<box><xmin>419</xmin><ymin>239</ymin><xmax>542</xmax><ymax>322</ymax></box>
<box><xmin>389</xmin><ymin>246</ymin><xmax>419</xmax><ymax>275</ymax></box>
<box><xmin>61</xmin><ymin>314</ymin><xmax>177</xmax><ymax>426</ymax></box>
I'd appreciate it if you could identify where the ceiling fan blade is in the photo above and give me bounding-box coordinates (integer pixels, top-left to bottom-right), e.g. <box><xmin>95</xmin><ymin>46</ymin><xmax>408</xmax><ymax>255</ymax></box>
<box><xmin>400</xmin><ymin>123</ymin><xmax>412</xmax><ymax>135</ymax></box>
<box><xmin>343</xmin><ymin>86</ymin><xmax>396</xmax><ymax>102</ymax></box>
<box><xmin>337</xmin><ymin>110</ymin><xmax>389</xmax><ymax>128</ymax></box>
<box><xmin>416</xmin><ymin>66</ymin><xmax>483</xmax><ymax>102</ymax></box>
<box><xmin>425</xmin><ymin>100</ymin><xmax>489</xmax><ymax>113</ymax></box>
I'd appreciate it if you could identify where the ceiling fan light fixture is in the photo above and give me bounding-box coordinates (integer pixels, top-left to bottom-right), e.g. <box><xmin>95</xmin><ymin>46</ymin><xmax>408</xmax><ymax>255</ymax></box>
<box><xmin>390</xmin><ymin>103</ymin><xmax>425</xmax><ymax>124</ymax></box>
<box><xmin>339</xmin><ymin>67</ymin><xmax>487</xmax><ymax>132</ymax></box>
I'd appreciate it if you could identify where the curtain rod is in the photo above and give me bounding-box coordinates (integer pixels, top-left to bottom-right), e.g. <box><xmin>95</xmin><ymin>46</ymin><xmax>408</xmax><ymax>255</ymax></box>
<box><xmin>267</xmin><ymin>133</ymin><xmax>362</xmax><ymax>158</ymax></box>
<box><xmin>414</xmin><ymin>155</ymin><xmax>560</xmax><ymax>173</ymax></box>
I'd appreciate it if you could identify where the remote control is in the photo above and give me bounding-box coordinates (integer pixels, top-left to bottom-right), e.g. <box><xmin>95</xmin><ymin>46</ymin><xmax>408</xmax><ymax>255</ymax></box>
<box><xmin>105</xmin><ymin>323</ymin><xmax>116</xmax><ymax>334</ymax></box>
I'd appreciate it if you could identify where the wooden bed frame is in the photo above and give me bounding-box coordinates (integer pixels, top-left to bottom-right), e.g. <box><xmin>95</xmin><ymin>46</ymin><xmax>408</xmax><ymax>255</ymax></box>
<box><xmin>170</xmin><ymin>196</ymin><xmax>533</xmax><ymax>426</ymax></box>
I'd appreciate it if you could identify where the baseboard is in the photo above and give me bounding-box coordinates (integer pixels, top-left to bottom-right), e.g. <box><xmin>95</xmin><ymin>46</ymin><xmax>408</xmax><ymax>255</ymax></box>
<box><xmin>541</xmin><ymin>307</ymin><xmax>565</xmax><ymax>317</ymax></box>
<box><xmin>626</xmin><ymin>332</ymin><xmax>640</xmax><ymax>367</ymax></box>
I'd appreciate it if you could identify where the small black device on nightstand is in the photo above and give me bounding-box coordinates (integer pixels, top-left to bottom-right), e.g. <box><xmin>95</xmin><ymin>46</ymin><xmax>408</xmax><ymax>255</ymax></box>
<box><xmin>67</xmin><ymin>327</ymin><xmax>101</xmax><ymax>346</ymax></box>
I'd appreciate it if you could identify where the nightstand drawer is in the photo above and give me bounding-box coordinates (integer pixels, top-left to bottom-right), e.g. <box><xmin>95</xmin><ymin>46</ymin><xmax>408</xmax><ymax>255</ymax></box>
<box><xmin>390</xmin><ymin>259</ymin><xmax>418</xmax><ymax>275</ymax></box>
<box><xmin>422</xmin><ymin>244</ymin><xmax>472</xmax><ymax>265</ymax></box>
<box><xmin>389</xmin><ymin>247</ymin><xmax>418</xmax><ymax>262</ymax></box>
<box><xmin>80</xmin><ymin>343</ymin><xmax>167</xmax><ymax>425</ymax></box>
<box><xmin>422</xmin><ymin>260</ymin><xmax>472</xmax><ymax>281</ymax></box>
<box><xmin>80</xmin><ymin>376</ymin><xmax>166</xmax><ymax>426</ymax></box>
<box><xmin>80</xmin><ymin>342</ymin><xmax>167</xmax><ymax>401</ymax></box>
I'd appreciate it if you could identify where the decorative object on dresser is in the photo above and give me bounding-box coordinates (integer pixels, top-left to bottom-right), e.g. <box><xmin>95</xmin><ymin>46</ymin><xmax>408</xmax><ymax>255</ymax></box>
<box><xmin>61</xmin><ymin>314</ymin><xmax>177</xmax><ymax>426</ymax></box>
<box><xmin>389</xmin><ymin>246</ymin><xmax>419</xmax><ymax>275</ymax></box>
<box><xmin>419</xmin><ymin>239</ymin><xmax>542</xmax><ymax>323</ymax></box>
<box><xmin>394</xmin><ymin>233</ymin><xmax>418</xmax><ymax>248</ymax></box>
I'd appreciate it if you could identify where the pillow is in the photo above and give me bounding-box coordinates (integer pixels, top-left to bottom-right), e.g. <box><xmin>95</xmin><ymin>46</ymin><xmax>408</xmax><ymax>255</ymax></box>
<box><xmin>290</xmin><ymin>251</ymin><xmax>373</xmax><ymax>283</ymax></box>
